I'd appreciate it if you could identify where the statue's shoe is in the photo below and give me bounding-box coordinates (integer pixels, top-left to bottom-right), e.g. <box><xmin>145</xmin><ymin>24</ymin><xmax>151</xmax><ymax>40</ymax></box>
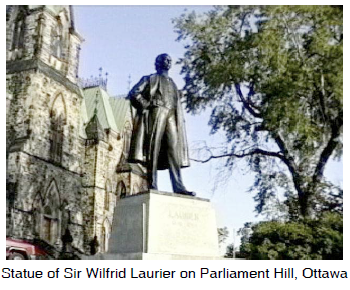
<box><xmin>176</xmin><ymin>190</ymin><xmax>196</xmax><ymax>197</ymax></box>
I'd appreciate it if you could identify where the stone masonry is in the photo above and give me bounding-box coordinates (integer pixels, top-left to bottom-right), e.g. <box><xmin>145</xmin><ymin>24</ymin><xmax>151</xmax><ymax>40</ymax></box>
<box><xmin>6</xmin><ymin>5</ymin><xmax>147</xmax><ymax>258</ymax></box>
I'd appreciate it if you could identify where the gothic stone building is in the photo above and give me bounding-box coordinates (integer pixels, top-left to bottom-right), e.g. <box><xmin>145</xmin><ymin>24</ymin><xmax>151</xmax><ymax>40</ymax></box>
<box><xmin>6</xmin><ymin>5</ymin><xmax>148</xmax><ymax>256</ymax></box>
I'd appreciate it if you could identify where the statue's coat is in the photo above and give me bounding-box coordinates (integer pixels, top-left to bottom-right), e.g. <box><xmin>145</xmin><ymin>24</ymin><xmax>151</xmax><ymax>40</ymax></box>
<box><xmin>128</xmin><ymin>74</ymin><xmax>190</xmax><ymax>170</ymax></box>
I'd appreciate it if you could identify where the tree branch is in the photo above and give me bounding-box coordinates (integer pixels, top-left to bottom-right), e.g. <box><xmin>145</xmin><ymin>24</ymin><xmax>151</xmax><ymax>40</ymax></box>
<box><xmin>270</xmin><ymin>131</ymin><xmax>305</xmax><ymax>204</ymax></box>
<box><xmin>312</xmin><ymin>113</ymin><xmax>343</xmax><ymax>184</ymax></box>
<box><xmin>238</xmin><ymin>12</ymin><xmax>249</xmax><ymax>35</ymax></box>
<box><xmin>235</xmin><ymin>84</ymin><xmax>262</xmax><ymax>118</ymax></box>
<box><xmin>190</xmin><ymin>148</ymin><xmax>284</xmax><ymax>163</ymax></box>
<box><xmin>282</xmin><ymin>13</ymin><xmax>303</xmax><ymax>61</ymax></box>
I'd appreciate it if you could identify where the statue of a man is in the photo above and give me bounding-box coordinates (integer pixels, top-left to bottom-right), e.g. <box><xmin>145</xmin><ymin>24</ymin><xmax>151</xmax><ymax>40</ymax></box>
<box><xmin>128</xmin><ymin>53</ymin><xmax>194</xmax><ymax>196</ymax></box>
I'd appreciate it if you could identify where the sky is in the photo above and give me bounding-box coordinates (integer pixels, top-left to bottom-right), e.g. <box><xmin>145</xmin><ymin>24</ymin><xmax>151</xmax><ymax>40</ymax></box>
<box><xmin>73</xmin><ymin>5</ymin><xmax>343</xmax><ymax>250</ymax></box>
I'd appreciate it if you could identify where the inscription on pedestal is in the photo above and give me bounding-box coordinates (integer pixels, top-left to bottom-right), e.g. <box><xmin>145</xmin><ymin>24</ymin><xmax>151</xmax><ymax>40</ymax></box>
<box><xmin>108</xmin><ymin>191</ymin><xmax>219</xmax><ymax>259</ymax></box>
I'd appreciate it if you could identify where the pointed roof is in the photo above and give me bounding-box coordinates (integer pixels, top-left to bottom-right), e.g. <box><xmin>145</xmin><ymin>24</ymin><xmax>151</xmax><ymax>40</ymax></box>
<box><xmin>109</xmin><ymin>96</ymin><xmax>131</xmax><ymax>131</ymax></box>
<box><xmin>80</xmin><ymin>86</ymin><xmax>131</xmax><ymax>139</ymax></box>
<box><xmin>85</xmin><ymin>113</ymin><xmax>106</xmax><ymax>141</ymax></box>
<box><xmin>83</xmin><ymin>86</ymin><xmax>118</xmax><ymax>133</ymax></box>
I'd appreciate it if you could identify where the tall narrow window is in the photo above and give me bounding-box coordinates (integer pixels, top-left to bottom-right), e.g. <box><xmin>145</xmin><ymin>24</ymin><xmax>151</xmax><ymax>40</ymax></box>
<box><xmin>51</xmin><ymin>22</ymin><xmax>63</xmax><ymax>59</ymax></box>
<box><xmin>116</xmin><ymin>181</ymin><xmax>127</xmax><ymax>202</ymax></box>
<box><xmin>42</xmin><ymin>216</ymin><xmax>52</xmax><ymax>241</ymax></box>
<box><xmin>12</xmin><ymin>15</ymin><xmax>25</xmax><ymax>50</ymax></box>
<box><xmin>101</xmin><ymin>226</ymin><xmax>106</xmax><ymax>253</ymax></box>
<box><xmin>42</xmin><ymin>205</ymin><xmax>58</xmax><ymax>244</ymax></box>
<box><xmin>50</xmin><ymin>94</ymin><xmax>66</xmax><ymax>164</ymax></box>
<box><xmin>101</xmin><ymin>219</ymin><xmax>111</xmax><ymax>253</ymax></box>
<box><xmin>104</xmin><ymin>181</ymin><xmax>111</xmax><ymax>211</ymax></box>
<box><xmin>50</xmin><ymin>112</ymin><xmax>64</xmax><ymax>164</ymax></box>
<box><xmin>123</xmin><ymin>122</ymin><xmax>132</xmax><ymax>158</ymax></box>
<box><xmin>40</xmin><ymin>180</ymin><xmax>60</xmax><ymax>244</ymax></box>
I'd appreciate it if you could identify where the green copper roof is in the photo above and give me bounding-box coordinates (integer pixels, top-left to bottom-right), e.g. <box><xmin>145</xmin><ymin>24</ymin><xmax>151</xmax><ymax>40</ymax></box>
<box><xmin>85</xmin><ymin>113</ymin><xmax>106</xmax><ymax>141</ymax></box>
<box><xmin>83</xmin><ymin>86</ymin><xmax>118</xmax><ymax>132</ymax></box>
<box><xmin>80</xmin><ymin>86</ymin><xmax>131</xmax><ymax>139</ymax></box>
<box><xmin>109</xmin><ymin>96</ymin><xmax>131</xmax><ymax>132</ymax></box>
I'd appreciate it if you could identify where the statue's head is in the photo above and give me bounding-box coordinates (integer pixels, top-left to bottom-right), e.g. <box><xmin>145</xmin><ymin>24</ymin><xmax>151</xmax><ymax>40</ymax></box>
<box><xmin>155</xmin><ymin>53</ymin><xmax>172</xmax><ymax>72</ymax></box>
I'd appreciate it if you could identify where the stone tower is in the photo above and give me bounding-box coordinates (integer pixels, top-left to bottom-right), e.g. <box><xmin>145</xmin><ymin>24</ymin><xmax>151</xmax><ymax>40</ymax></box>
<box><xmin>6</xmin><ymin>5</ymin><xmax>85</xmax><ymax>251</ymax></box>
<box><xmin>6</xmin><ymin>5</ymin><xmax>148</xmax><ymax>258</ymax></box>
<box><xmin>80</xmin><ymin>86</ymin><xmax>148</xmax><ymax>254</ymax></box>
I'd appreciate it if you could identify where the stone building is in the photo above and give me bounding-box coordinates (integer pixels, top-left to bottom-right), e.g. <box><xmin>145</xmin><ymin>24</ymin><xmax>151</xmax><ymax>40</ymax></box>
<box><xmin>6</xmin><ymin>5</ymin><xmax>147</xmax><ymax>257</ymax></box>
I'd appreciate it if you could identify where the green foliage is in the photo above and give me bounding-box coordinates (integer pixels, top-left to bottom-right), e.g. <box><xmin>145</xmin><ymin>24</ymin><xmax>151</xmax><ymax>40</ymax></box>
<box><xmin>217</xmin><ymin>226</ymin><xmax>229</xmax><ymax>245</ymax></box>
<box><xmin>225</xmin><ymin>243</ymin><xmax>235</xmax><ymax>258</ymax></box>
<box><xmin>239</xmin><ymin>212</ymin><xmax>343</xmax><ymax>260</ymax></box>
<box><xmin>174</xmin><ymin>5</ymin><xmax>343</xmax><ymax>217</ymax></box>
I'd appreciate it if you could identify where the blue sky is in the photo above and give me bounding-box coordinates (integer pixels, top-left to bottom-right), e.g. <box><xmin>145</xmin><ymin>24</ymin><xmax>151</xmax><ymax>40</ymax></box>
<box><xmin>74</xmin><ymin>5</ymin><xmax>343</xmax><ymax>248</ymax></box>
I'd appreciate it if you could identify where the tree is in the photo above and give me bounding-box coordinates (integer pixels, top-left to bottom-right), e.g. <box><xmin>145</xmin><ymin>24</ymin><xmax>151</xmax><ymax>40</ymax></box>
<box><xmin>174</xmin><ymin>5</ymin><xmax>343</xmax><ymax>217</ymax></box>
<box><xmin>217</xmin><ymin>226</ymin><xmax>229</xmax><ymax>245</ymax></box>
<box><xmin>238</xmin><ymin>212</ymin><xmax>343</xmax><ymax>260</ymax></box>
<box><xmin>225</xmin><ymin>243</ymin><xmax>234</xmax><ymax>258</ymax></box>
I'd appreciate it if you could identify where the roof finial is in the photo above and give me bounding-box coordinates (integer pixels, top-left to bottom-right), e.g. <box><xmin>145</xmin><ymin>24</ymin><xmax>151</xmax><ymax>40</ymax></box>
<box><xmin>78</xmin><ymin>69</ymin><xmax>108</xmax><ymax>91</ymax></box>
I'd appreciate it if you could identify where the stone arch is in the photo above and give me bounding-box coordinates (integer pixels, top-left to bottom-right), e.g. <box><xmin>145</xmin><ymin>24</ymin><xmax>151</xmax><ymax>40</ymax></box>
<box><xmin>32</xmin><ymin>191</ymin><xmax>44</xmax><ymax>237</ymax></box>
<box><xmin>32</xmin><ymin>192</ymin><xmax>44</xmax><ymax>212</ymax></box>
<box><xmin>50</xmin><ymin>93</ymin><xmax>67</xmax><ymax>164</ymax></box>
<box><xmin>51</xmin><ymin>93</ymin><xmax>67</xmax><ymax>118</ymax></box>
<box><xmin>40</xmin><ymin>179</ymin><xmax>61</xmax><ymax>244</ymax></box>
<box><xmin>116</xmin><ymin>180</ymin><xmax>126</xmax><ymax>202</ymax></box>
<box><xmin>44</xmin><ymin>179</ymin><xmax>61</xmax><ymax>206</ymax></box>
<box><xmin>101</xmin><ymin>218</ymin><xmax>112</xmax><ymax>253</ymax></box>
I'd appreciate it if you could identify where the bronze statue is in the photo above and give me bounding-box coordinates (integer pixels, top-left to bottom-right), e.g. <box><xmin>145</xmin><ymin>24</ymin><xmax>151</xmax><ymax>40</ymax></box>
<box><xmin>128</xmin><ymin>54</ymin><xmax>194</xmax><ymax>196</ymax></box>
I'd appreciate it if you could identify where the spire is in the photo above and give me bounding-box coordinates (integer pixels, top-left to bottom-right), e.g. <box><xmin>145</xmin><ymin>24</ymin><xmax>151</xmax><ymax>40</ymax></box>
<box><xmin>78</xmin><ymin>68</ymin><xmax>108</xmax><ymax>91</ymax></box>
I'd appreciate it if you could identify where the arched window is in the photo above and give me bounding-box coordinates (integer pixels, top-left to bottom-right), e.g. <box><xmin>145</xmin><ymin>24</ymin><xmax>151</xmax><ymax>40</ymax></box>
<box><xmin>104</xmin><ymin>180</ymin><xmax>111</xmax><ymax>211</ymax></box>
<box><xmin>51</xmin><ymin>20</ymin><xmax>63</xmax><ymax>59</ymax></box>
<box><xmin>101</xmin><ymin>225</ymin><xmax>106</xmax><ymax>253</ymax></box>
<box><xmin>101</xmin><ymin>219</ymin><xmax>111</xmax><ymax>253</ymax></box>
<box><xmin>116</xmin><ymin>181</ymin><xmax>126</xmax><ymax>203</ymax></box>
<box><xmin>40</xmin><ymin>180</ymin><xmax>60</xmax><ymax>244</ymax></box>
<box><xmin>50</xmin><ymin>94</ymin><xmax>66</xmax><ymax>164</ymax></box>
<box><xmin>12</xmin><ymin>12</ymin><xmax>25</xmax><ymax>50</ymax></box>
<box><xmin>50</xmin><ymin>112</ymin><xmax>64</xmax><ymax>164</ymax></box>
<box><xmin>42</xmin><ymin>205</ymin><xmax>58</xmax><ymax>244</ymax></box>
<box><xmin>32</xmin><ymin>193</ymin><xmax>43</xmax><ymax>237</ymax></box>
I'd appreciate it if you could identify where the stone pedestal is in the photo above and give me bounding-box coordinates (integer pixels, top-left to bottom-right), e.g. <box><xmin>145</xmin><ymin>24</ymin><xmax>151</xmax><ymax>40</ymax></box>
<box><xmin>105</xmin><ymin>190</ymin><xmax>220</xmax><ymax>260</ymax></box>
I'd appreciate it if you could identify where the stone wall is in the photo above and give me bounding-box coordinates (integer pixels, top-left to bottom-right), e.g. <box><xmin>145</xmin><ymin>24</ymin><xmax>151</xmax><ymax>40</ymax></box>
<box><xmin>6</xmin><ymin>6</ymin><xmax>81</xmax><ymax>83</ymax></box>
<box><xmin>6</xmin><ymin>5</ymin><xmax>148</xmax><ymax>257</ymax></box>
